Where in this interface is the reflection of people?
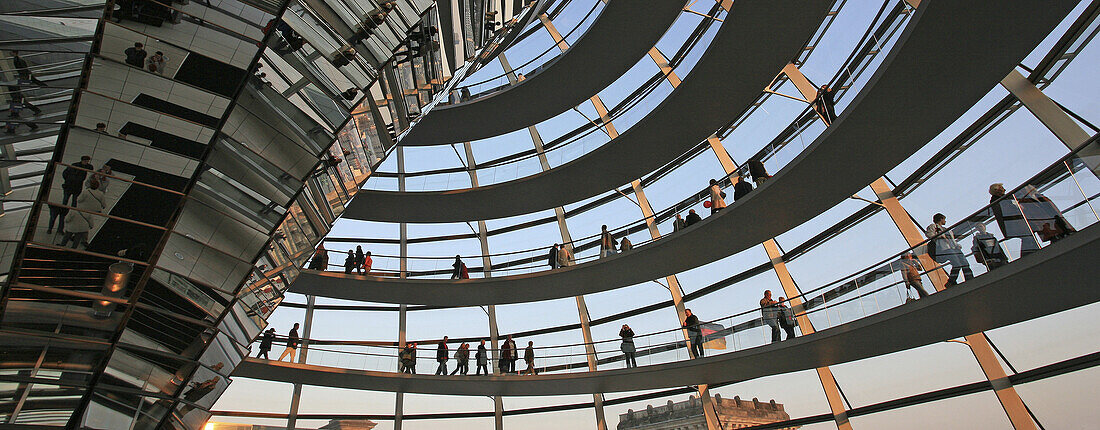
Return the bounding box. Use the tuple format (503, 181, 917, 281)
(307, 244, 328, 270)
(899, 253, 930, 298)
(1017, 185, 1076, 243)
(62, 156, 94, 205)
(683, 309, 704, 358)
(124, 42, 147, 68)
(277, 323, 299, 362)
(759, 290, 781, 343)
(147, 51, 168, 74)
(925, 213, 973, 286)
(620, 324, 637, 368)
(989, 183, 1040, 257)
(972, 223, 1007, 271)
(95, 122, 109, 134)
(90, 164, 111, 193)
(60, 179, 105, 249)
(11, 51, 46, 86)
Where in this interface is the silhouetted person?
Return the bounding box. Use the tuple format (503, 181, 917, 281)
(5, 92, 39, 134)
(989, 183, 1040, 257)
(557, 244, 574, 267)
(521, 341, 536, 375)
(709, 179, 727, 214)
(451, 343, 470, 375)
(748, 160, 770, 186)
(548, 243, 560, 269)
(499, 336, 513, 373)
(683, 309, 704, 358)
(899, 253, 929, 298)
(475, 340, 489, 375)
(61, 155, 94, 206)
(354, 246, 365, 275)
(733, 177, 753, 201)
(620, 324, 637, 368)
(399, 343, 417, 373)
(451, 255, 468, 279)
(816, 84, 837, 124)
(760, 290, 781, 343)
(673, 214, 686, 232)
(685, 209, 702, 227)
(1018, 184, 1075, 243)
(926, 213, 973, 286)
(600, 225, 617, 258)
(257, 328, 275, 359)
(308, 244, 328, 270)
(619, 236, 632, 252)
(124, 42, 147, 68)
(776, 297, 797, 340)
(435, 336, 449, 375)
(277, 323, 300, 362)
(972, 223, 1007, 271)
(362, 251, 372, 275)
(343, 250, 355, 274)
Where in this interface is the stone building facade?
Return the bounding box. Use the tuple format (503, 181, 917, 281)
(617, 394, 797, 430)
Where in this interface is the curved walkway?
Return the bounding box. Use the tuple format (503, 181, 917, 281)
(292, 0, 1076, 306)
(345, 0, 833, 222)
(399, 0, 687, 146)
(236, 225, 1100, 395)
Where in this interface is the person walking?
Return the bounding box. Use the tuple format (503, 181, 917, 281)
(548, 244, 560, 269)
(708, 179, 727, 214)
(989, 183, 1040, 257)
(60, 179, 105, 249)
(521, 341, 536, 375)
(399, 343, 417, 374)
(451, 255, 469, 279)
(926, 213, 973, 286)
(475, 340, 489, 375)
(435, 336, 449, 375)
(685, 209, 702, 227)
(673, 214, 686, 232)
(11, 51, 47, 86)
(362, 251, 372, 275)
(899, 253, 930, 299)
(734, 177, 753, 201)
(557, 244, 574, 268)
(747, 160, 770, 186)
(257, 328, 275, 359)
(599, 225, 617, 258)
(619, 324, 637, 368)
(124, 42, 147, 68)
(759, 290, 782, 343)
(343, 250, 355, 274)
(499, 336, 513, 373)
(776, 297, 797, 340)
(450, 343, 470, 375)
(354, 246, 365, 275)
(683, 309, 704, 358)
(972, 223, 1007, 271)
(147, 51, 168, 74)
(619, 236, 633, 252)
(277, 323, 300, 362)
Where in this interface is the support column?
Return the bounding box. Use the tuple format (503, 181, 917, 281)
(705, 126, 851, 429)
(869, 178, 1037, 430)
(285, 294, 315, 430)
(1001, 70, 1099, 175)
(462, 142, 505, 429)
(498, 52, 607, 429)
(394, 146, 408, 430)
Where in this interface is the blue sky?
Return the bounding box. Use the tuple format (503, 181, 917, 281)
(211, 1, 1100, 428)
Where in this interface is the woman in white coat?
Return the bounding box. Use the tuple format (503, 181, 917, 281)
(61, 180, 105, 249)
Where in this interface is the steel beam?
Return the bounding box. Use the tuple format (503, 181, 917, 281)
(1001, 69, 1098, 175)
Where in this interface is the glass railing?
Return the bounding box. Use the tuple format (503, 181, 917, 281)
(252, 140, 1100, 375)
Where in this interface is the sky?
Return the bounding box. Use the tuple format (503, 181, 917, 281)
(211, 0, 1100, 428)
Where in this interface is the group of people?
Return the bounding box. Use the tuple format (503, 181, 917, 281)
(256, 323, 301, 362)
(759, 290, 797, 343)
(399, 335, 537, 376)
(344, 246, 373, 275)
(50, 156, 113, 249)
(123, 42, 169, 75)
